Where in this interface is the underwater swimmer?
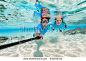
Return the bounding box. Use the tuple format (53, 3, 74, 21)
(56, 14, 67, 28)
(49, 16, 67, 32)
(34, 0, 50, 17)
(33, 17, 50, 40)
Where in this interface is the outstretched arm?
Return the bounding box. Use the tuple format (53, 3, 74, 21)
(35, 0, 43, 9)
(34, 27, 43, 40)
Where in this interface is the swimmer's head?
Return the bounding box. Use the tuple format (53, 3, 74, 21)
(41, 17, 50, 28)
(55, 16, 63, 26)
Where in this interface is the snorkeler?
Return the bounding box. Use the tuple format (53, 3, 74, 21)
(57, 12, 67, 28)
(34, 0, 50, 17)
(33, 17, 50, 40)
(49, 15, 67, 32)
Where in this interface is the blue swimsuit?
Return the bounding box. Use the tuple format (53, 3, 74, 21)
(35, 24, 49, 35)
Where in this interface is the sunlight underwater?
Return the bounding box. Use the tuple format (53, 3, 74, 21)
(0, 0, 86, 57)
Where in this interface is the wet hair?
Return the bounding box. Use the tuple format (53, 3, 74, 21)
(55, 17, 67, 28)
(41, 17, 50, 23)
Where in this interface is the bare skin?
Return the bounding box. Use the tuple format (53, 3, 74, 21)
(36, 18, 49, 40)
(36, 33, 43, 40)
(36, 18, 48, 40)
(35, 0, 49, 40)
(56, 16, 62, 26)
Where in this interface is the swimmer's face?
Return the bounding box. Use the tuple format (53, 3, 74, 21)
(56, 17, 62, 26)
(42, 8, 49, 13)
(41, 18, 49, 28)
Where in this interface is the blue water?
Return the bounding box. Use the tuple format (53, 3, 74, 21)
(0, 0, 86, 57)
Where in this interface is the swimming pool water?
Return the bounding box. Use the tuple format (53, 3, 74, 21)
(0, 0, 86, 57)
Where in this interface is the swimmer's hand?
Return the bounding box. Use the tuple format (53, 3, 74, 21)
(36, 33, 43, 40)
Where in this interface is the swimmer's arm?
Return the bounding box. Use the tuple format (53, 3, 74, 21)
(35, 0, 43, 9)
(49, 24, 55, 30)
(63, 22, 68, 28)
(33, 31, 43, 40)
(59, 24, 66, 32)
(35, 26, 40, 34)
(34, 27, 43, 40)
(35, 31, 43, 40)
(33, 31, 40, 37)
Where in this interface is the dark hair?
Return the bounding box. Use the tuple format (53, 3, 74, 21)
(41, 17, 50, 23)
(40, 8, 50, 23)
(41, 16, 51, 19)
